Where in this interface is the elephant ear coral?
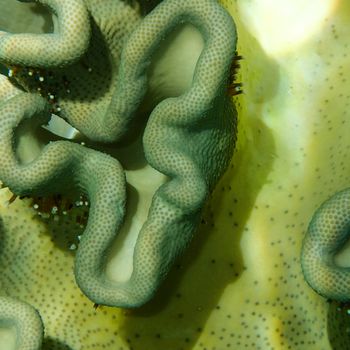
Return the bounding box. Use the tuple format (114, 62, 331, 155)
(0, 0, 237, 348)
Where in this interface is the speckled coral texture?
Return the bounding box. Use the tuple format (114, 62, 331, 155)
(1, 0, 350, 350)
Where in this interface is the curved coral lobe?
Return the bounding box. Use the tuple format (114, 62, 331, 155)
(0, 0, 236, 332)
(1, 0, 141, 137)
(0, 0, 90, 68)
(301, 188, 350, 302)
(75, 0, 237, 307)
(0, 297, 43, 350)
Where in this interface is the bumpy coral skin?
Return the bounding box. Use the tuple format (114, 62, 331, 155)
(87, 0, 237, 142)
(0, 79, 126, 347)
(0, 0, 235, 144)
(76, 0, 237, 307)
(0, 3, 236, 347)
(301, 188, 350, 302)
(0, 297, 43, 350)
(0, 0, 91, 68)
(1, 0, 140, 139)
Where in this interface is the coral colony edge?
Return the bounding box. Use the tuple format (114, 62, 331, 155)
(1, 0, 350, 350)
(0, 0, 239, 349)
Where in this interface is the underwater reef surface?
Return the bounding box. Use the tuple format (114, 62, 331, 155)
(1, 0, 350, 349)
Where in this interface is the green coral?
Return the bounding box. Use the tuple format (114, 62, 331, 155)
(0, 0, 237, 348)
(302, 188, 350, 302)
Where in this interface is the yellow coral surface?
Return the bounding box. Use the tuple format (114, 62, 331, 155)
(1, 0, 350, 349)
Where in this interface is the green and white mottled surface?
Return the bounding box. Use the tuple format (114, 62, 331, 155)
(1, 0, 350, 349)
